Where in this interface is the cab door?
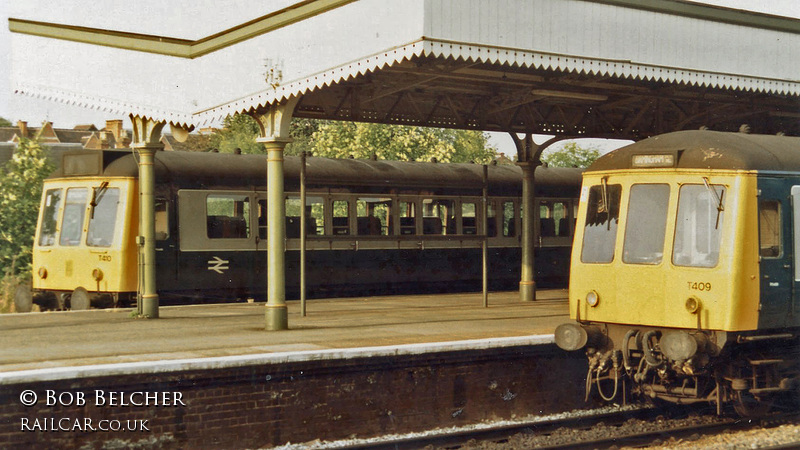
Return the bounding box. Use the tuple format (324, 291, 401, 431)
(789, 185, 800, 328)
(757, 178, 793, 329)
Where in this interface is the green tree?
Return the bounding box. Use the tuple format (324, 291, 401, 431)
(0, 138, 56, 275)
(541, 142, 600, 168)
(307, 122, 497, 163)
(285, 118, 324, 156)
(209, 116, 499, 163)
(208, 114, 263, 154)
(0, 117, 11, 127)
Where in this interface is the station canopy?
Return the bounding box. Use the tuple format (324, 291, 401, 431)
(10, 0, 800, 139)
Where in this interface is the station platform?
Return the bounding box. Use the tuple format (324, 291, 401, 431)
(0, 290, 586, 449)
(0, 289, 569, 374)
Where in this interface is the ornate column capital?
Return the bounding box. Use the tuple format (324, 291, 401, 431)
(248, 96, 300, 142)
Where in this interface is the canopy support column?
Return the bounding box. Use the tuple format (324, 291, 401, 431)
(511, 133, 565, 302)
(250, 97, 298, 331)
(131, 115, 166, 318)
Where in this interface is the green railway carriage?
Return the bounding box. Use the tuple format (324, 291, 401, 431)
(25, 149, 581, 311)
(556, 130, 800, 415)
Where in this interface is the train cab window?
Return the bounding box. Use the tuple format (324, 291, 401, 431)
(357, 197, 391, 236)
(422, 199, 454, 235)
(206, 194, 250, 239)
(462, 202, 478, 235)
(502, 201, 516, 237)
(332, 200, 350, 235)
(759, 200, 781, 258)
(38, 188, 62, 246)
(580, 184, 622, 263)
(622, 184, 669, 264)
(87, 187, 121, 247)
(60, 188, 88, 246)
(540, 200, 570, 237)
(673, 184, 726, 268)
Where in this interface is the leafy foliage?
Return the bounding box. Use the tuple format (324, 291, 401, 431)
(0, 117, 11, 127)
(285, 118, 323, 156)
(541, 142, 600, 168)
(208, 114, 263, 154)
(0, 138, 56, 276)
(210, 116, 498, 163)
(306, 122, 497, 163)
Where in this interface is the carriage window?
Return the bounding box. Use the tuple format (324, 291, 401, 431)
(332, 200, 350, 235)
(580, 184, 622, 263)
(422, 199, 454, 235)
(257, 199, 268, 240)
(399, 201, 417, 235)
(87, 187, 121, 247)
(155, 199, 169, 240)
(462, 202, 478, 234)
(285, 196, 324, 238)
(306, 197, 324, 236)
(38, 188, 62, 246)
(206, 194, 250, 239)
(759, 200, 781, 258)
(673, 184, 725, 268)
(60, 188, 88, 246)
(358, 197, 391, 236)
(487, 202, 498, 237)
(623, 184, 669, 264)
(540, 200, 570, 238)
(503, 201, 516, 237)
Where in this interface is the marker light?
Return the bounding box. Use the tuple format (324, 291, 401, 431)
(586, 290, 600, 307)
(38, 267, 47, 279)
(685, 297, 701, 314)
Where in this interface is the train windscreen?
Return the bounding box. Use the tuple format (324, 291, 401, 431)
(87, 188, 121, 247)
(580, 184, 622, 263)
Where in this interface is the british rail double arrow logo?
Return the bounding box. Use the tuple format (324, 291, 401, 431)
(207, 256, 230, 274)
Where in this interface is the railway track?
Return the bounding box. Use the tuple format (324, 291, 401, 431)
(331, 407, 800, 450)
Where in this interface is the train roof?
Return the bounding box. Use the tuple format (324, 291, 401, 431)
(49, 149, 582, 197)
(587, 130, 800, 173)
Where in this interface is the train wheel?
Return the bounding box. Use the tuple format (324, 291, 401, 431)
(70, 287, 91, 311)
(13, 284, 32, 313)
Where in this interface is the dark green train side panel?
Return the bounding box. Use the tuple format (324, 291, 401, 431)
(756, 176, 800, 330)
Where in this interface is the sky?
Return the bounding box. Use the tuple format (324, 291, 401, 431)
(1, 0, 798, 156)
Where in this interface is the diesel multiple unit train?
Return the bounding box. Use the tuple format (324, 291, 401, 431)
(556, 130, 800, 415)
(20, 149, 582, 311)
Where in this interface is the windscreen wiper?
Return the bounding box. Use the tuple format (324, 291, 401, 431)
(702, 177, 724, 229)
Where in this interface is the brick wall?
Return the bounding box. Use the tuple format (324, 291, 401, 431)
(0, 345, 587, 449)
